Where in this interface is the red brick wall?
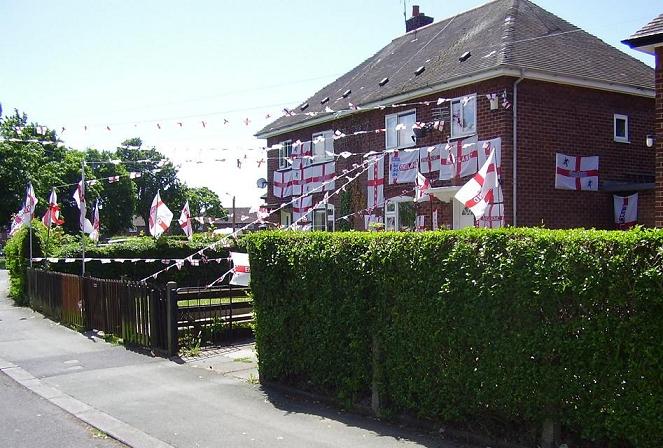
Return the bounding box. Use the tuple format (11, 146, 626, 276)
(516, 80, 654, 228)
(656, 46, 663, 227)
(264, 76, 655, 230)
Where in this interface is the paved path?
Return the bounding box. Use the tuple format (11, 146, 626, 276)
(0, 270, 463, 448)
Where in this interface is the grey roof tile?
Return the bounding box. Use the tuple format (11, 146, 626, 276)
(258, 0, 654, 137)
(625, 13, 663, 41)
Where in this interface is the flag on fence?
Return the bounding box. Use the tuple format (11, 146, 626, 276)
(613, 193, 638, 229)
(42, 188, 64, 227)
(148, 191, 173, 238)
(229, 252, 251, 286)
(454, 148, 498, 219)
(89, 200, 100, 242)
(555, 153, 599, 191)
(178, 201, 193, 240)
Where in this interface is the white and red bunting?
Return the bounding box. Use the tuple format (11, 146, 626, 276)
(476, 202, 505, 228)
(229, 252, 251, 287)
(419, 144, 442, 174)
(367, 156, 385, 209)
(389, 149, 419, 184)
(455, 148, 498, 219)
(555, 153, 599, 191)
(292, 195, 313, 223)
(613, 193, 638, 229)
(303, 162, 335, 194)
(440, 136, 478, 180)
(273, 169, 293, 198)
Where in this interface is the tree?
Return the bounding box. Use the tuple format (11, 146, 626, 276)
(185, 186, 227, 219)
(114, 138, 186, 228)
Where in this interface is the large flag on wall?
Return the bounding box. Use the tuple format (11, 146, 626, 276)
(292, 195, 313, 224)
(291, 141, 311, 195)
(179, 201, 193, 240)
(389, 149, 419, 184)
(148, 191, 173, 238)
(555, 153, 599, 191)
(304, 161, 335, 193)
(613, 193, 638, 229)
(419, 144, 442, 174)
(476, 203, 505, 228)
(454, 148, 498, 219)
(367, 155, 385, 209)
(415, 171, 431, 202)
(273, 170, 292, 198)
(440, 136, 479, 180)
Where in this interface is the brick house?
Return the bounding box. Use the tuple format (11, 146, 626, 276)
(623, 13, 663, 227)
(256, 0, 655, 231)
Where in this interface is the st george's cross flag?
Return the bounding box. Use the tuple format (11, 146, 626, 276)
(419, 144, 442, 174)
(10, 183, 38, 236)
(613, 193, 638, 229)
(555, 153, 599, 191)
(415, 171, 431, 202)
(148, 191, 173, 238)
(304, 161, 335, 193)
(72, 180, 91, 232)
(229, 252, 251, 286)
(440, 136, 478, 180)
(273, 169, 293, 198)
(42, 188, 64, 227)
(292, 195, 313, 224)
(89, 200, 100, 242)
(367, 155, 385, 209)
(389, 149, 419, 184)
(476, 202, 505, 228)
(291, 141, 311, 195)
(178, 201, 193, 240)
(454, 148, 498, 219)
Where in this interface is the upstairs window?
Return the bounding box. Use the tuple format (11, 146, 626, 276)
(312, 130, 334, 164)
(278, 140, 292, 169)
(450, 95, 477, 138)
(385, 110, 416, 149)
(614, 114, 629, 143)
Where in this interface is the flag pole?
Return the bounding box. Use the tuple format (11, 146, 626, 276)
(81, 160, 86, 276)
(28, 185, 33, 268)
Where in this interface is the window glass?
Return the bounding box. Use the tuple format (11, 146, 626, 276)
(614, 114, 628, 142)
(450, 95, 477, 138)
(279, 141, 292, 169)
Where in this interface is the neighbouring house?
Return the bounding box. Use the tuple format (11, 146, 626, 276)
(256, 0, 655, 231)
(623, 13, 663, 227)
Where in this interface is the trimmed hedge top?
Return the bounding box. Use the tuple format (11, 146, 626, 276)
(245, 228, 663, 448)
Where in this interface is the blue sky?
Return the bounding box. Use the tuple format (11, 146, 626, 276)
(1, 0, 658, 206)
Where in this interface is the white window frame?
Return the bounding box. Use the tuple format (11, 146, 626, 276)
(384, 196, 414, 231)
(280, 208, 292, 228)
(450, 95, 477, 139)
(385, 109, 416, 150)
(614, 114, 629, 143)
(311, 203, 335, 231)
(278, 140, 292, 169)
(311, 130, 334, 164)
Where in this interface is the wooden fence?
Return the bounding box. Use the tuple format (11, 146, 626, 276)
(26, 269, 252, 356)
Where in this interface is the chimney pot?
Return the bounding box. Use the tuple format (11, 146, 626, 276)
(405, 6, 433, 32)
(412, 5, 420, 17)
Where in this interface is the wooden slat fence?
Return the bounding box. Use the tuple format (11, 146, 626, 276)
(27, 269, 84, 329)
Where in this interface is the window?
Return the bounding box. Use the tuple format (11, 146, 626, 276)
(312, 130, 334, 164)
(614, 114, 629, 143)
(312, 203, 334, 231)
(385, 110, 416, 149)
(278, 140, 292, 169)
(450, 95, 477, 138)
(280, 208, 291, 228)
(384, 197, 415, 231)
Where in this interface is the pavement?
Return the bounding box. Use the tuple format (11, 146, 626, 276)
(0, 269, 464, 448)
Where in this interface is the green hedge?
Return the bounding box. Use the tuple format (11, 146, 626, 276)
(4, 220, 49, 304)
(245, 228, 663, 448)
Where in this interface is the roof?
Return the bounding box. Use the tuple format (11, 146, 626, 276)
(622, 13, 663, 53)
(257, 0, 654, 138)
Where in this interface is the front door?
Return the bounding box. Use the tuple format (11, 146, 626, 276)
(453, 199, 475, 229)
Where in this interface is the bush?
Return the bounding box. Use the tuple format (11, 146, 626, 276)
(244, 228, 663, 448)
(4, 219, 49, 304)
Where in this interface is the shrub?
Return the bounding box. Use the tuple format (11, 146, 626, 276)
(244, 228, 663, 448)
(4, 219, 49, 304)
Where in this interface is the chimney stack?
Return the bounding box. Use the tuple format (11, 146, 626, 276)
(406, 5, 433, 32)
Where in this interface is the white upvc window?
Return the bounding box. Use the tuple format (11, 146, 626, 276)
(280, 208, 292, 228)
(385, 109, 416, 149)
(384, 196, 415, 231)
(450, 95, 477, 138)
(278, 140, 292, 169)
(614, 114, 629, 143)
(312, 130, 334, 164)
(312, 203, 334, 231)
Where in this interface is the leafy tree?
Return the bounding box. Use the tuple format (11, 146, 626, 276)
(185, 186, 226, 219)
(115, 138, 186, 228)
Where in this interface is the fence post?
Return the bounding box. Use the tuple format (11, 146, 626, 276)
(166, 281, 178, 356)
(149, 288, 158, 351)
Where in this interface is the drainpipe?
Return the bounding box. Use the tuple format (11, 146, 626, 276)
(512, 73, 524, 227)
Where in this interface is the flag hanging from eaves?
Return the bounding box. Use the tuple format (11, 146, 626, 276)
(613, 193, 637, 229)
(555, 153, 599, 191)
